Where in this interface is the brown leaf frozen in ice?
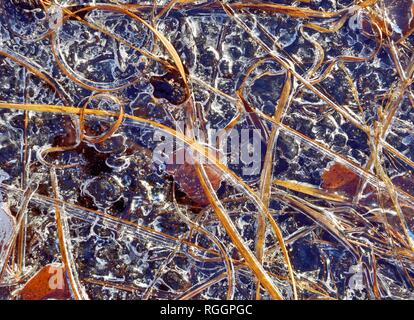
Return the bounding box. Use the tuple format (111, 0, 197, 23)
(19, 264, 70, 300)
(166, 149, 223, 206)
(321, 163, 360, 196)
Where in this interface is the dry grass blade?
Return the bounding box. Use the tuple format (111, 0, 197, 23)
(274, 180, 350, 203)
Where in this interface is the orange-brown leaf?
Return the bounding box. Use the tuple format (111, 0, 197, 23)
(20, 264, 70, 300)
(321, 163, 360, 195)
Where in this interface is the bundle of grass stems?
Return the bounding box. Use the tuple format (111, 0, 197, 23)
(0, 0, 413, 300)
